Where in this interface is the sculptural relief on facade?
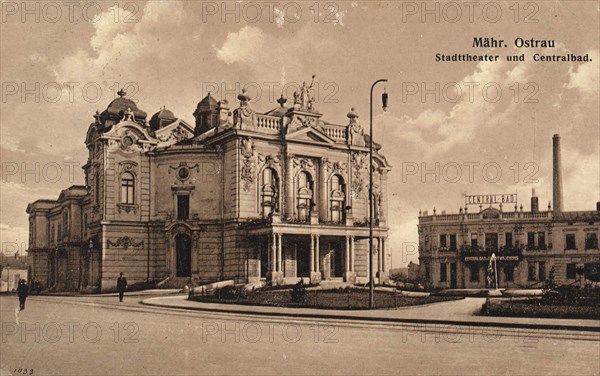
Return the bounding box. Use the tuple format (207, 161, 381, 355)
(351, 152, 367, 199)
(240, 137, 256, 191)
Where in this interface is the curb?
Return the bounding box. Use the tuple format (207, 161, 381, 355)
(140, 297, 600, 334)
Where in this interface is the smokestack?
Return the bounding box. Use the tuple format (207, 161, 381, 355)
(552, 134, 563, 212)
(531, 188, 539, 212)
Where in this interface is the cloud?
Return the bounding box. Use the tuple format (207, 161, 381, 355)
(0, 134, 26, 153)
(215, 26, 267, 65)
(566, 49, 600, 95)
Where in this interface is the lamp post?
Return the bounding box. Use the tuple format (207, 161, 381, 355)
(369, 79, 388, 309)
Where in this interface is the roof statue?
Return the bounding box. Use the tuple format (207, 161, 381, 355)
(293, 75, 316, 111)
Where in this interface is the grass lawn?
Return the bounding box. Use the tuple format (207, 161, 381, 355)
(483, 299, 600, 320)
(190, 288, 461, 310)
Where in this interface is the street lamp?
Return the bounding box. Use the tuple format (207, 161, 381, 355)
(369, 79, 388, 309)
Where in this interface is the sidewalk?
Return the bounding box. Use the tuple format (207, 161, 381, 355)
(28, 288, 182, 298)
(141, 295, 600, 333)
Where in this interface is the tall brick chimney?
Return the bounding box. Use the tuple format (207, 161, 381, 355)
(531, 188, 539, 212)
(552, 134, 563, 212)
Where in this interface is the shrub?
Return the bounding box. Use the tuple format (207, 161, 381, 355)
(215, 285, 238, 300)
(290, 280, 307, 303)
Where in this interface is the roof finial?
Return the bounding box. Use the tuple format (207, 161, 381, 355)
(117, 88, 126, 97)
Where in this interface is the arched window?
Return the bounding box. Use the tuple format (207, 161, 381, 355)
(120, 172, 135, 204)
(62, 210, 69, 237)
(261, 168, 279, 217)
(296, 171, 313, 222)
(330, 175, 346, 224)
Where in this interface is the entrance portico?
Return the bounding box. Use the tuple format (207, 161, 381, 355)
(248, 222, 388, 285)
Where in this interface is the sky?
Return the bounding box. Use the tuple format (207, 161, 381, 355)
(1, 0, 598, 266)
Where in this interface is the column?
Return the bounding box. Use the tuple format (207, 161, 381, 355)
(277, 234, 282, 273)
(271, 233, 276, 273)
(381, 237, 386, 272)
(319, 158, 328, 221)
(315, 235, 320, 273)
(350, 236, 355, 272)
(285, 154, 294, 218)
(345, 236, 350, 272)
(377, 237, 382, 275)
(310, 235, 315, 272)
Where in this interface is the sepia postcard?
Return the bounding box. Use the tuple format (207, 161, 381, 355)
(1, 1, 598, 375)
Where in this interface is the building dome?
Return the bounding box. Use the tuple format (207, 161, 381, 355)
(149, 106, 177, 131)
(99, 89, 147, 128)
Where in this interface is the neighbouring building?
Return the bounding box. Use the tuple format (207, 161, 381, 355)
(418, 135, 600, 289)
(26, 80, 391, 292)
(0, 253, 29, 292)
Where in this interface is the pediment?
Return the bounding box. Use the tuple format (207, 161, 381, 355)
(286, 126, 336, 145)
(155, 119, 195, 145)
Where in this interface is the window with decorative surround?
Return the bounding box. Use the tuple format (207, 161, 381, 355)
(261, 168, 279, 217)
(120, 172, 135, 205)
(296, 171, 313, 222)
(329, 174, 345, 224)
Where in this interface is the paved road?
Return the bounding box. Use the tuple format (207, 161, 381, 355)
(1, 295, 598, 375)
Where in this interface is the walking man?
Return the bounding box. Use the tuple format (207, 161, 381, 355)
(16, 279, 29, 311)
(117, 272, 127, 302)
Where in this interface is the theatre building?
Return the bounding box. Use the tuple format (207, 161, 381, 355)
(26, 82, 391, 292)
(418, 135, 600, 289)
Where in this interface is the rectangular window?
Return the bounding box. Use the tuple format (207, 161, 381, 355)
(505, 232, 513, 248)
(566, 263, 577, 279)
(538, 262, 546, 281)
(585, 233, 598, 250)
(57, 224, 62, 241)
(471, 233, 478, 249)
(565, 233, 577, 250)
(485, 233, 498, 252)
(425, 264, 430, 280)
(470, 265, 480, 282)
(29, 222, 34, 246)
(527, 232, 535, 248)
(528, 262, 536, 281)
(584, 263, 600, 281)
(439, 234, 447, 249)
(504, 265, 514, 281)
(449, 234, 457, 250)
(95, 172, 100, 205)
(538, 232, 546, 249)
(439, 263, 447, 282)
(177, 195, 190, 220)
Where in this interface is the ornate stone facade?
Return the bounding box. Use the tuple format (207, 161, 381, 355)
(26, 82, 391, 292)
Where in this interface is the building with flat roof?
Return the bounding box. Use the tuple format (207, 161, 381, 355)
(26, 81, 391, 292)
(418, 135, 600, 289)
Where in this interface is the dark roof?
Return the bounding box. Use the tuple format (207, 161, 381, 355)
(149, 107, 177, 131)
(1, 255, 29, 269)
(264, 106, 290, 117)
(99, 95, 147, 126)
(194, 93, 219, 116)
